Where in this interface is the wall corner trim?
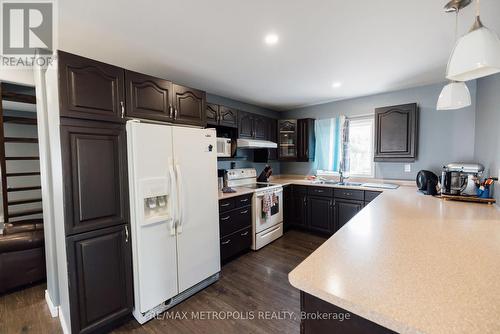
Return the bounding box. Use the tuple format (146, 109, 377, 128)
(45, 289, 59, 318)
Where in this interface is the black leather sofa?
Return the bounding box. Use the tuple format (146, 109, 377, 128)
(0, 220, 46, 294)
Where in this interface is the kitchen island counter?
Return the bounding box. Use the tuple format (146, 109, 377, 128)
(288, 185, 500, 334)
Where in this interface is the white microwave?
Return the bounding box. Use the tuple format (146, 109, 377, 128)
(216, 138, 232, 157)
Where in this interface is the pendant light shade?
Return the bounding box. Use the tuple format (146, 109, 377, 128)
(446, 18, 500, 81)
(437, 82, 471, 110)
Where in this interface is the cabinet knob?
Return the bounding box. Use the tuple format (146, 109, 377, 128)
(240, 210, 249, 214)
(169, 105, 173, 119)
(221, 216, 230, 221)
(222, 239, 231, 245)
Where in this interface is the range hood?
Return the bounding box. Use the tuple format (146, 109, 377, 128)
(237, 138, 277, 149)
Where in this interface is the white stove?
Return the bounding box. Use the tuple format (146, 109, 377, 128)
(226, 168, 283, 250)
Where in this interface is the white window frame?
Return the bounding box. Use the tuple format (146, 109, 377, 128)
(346, 116, 375, 178)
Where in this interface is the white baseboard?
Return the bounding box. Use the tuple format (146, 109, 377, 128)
(44, 290, 58, 318)
(59, 308, 70, 334)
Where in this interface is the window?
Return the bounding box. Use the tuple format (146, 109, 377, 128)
(347, 117, 374, 177)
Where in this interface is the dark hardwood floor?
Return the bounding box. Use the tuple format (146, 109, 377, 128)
(0, 283, 61, 334)
(0, 230, 326, 334)
(115, 230, 326, 334)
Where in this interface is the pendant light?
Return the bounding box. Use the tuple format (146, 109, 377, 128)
(437, 2, 471, 110)
(446, 0, 500, 81)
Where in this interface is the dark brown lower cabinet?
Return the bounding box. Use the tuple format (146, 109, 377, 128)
(334, 199, 363, 232)
(283, 185, 293, 231)
(291, 186, 308, 228)
(67, 225, 133, 334)
(288, 186, 375, 235)
(308, 196, 333, 234)
(219, 194, 252, 264)
(300, 292, 396, 334)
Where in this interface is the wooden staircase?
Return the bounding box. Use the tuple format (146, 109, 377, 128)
(0, 83, 42, 224)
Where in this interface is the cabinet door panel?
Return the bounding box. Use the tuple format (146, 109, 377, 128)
(374, 103, 418, 161)
(308, 196, 333, 234)
(67, 225, 132, 334)
(58, 51, 125, 122)
(173, 84, 206, 126)
(334, 199, 363, 232)
(206, 103, 219, 126)
(219, 106, 238, 128)
(125, 71, 173, 122)
(291, 190, 307, 227)
(253, 116, 268, 140)
(268, 119, 278, 160)
(297, 119, 315, 162)
(61, 119, 128, 236)
(238, 111, 254, 139)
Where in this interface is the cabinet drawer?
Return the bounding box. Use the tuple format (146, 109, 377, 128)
(219, 207, 251, 237)
(220, 227, 252, 263)
(293, 185, 308, 194)
(219, 198, 235, 213)
(365, 191, 382, 202)
(334, 189, 364, 201)
(308, 186, 333, 197)
(234, 194, 252, 208)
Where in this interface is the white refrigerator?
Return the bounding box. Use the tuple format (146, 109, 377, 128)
(126, 121, 220, 324)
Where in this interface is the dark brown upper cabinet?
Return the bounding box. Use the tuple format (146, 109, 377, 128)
(67, 225, 133, 334)
(268, 119, 278, 160)
(206, 104, 238, 128)
(238, 111, 254, 139)
(206, 103, 219, 126)
(297, 118, 315, 162)
(219, 106, 238, 128)
(238, 112, 274, 140)
(58, 50, 125, 123)
(253, 115, 268, 140)
(60, 118, 129, 236)
(172, 84, 206, 126)
(374, 103, 418, 162)
(278, 119, 315, 161)
(125, 70, 173, 122)
(278, 120, 298, 160)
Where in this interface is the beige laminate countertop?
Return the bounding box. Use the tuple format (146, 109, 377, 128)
(218, 187, 256, 200)
(288, 185, 500, 334)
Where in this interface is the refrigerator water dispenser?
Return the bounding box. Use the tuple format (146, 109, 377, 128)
(140, 178, 171, 225)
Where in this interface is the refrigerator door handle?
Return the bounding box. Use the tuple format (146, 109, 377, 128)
(168, 161, 178, 236)
(175, 163, 184, 234)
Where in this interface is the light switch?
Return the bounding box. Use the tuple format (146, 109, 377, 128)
(404, 164, 411, 173)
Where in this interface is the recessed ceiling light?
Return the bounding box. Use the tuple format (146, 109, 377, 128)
(332, 82, 342, 88)
(264, 33, 279, 46)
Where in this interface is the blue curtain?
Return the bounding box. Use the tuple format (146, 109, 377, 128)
(313, 116, 345, 172)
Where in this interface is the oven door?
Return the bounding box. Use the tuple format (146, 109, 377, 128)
(253, 189, 283, 234)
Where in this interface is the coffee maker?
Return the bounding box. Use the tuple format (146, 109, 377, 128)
(441, 163, 484, 196)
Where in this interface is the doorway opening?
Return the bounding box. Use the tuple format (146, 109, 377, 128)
(0, 82, 45, 294)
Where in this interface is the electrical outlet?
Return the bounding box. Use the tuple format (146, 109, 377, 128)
(404, 164, 411, 173)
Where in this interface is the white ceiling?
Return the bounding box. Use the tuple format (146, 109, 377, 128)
(58, 0, 500, 111)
